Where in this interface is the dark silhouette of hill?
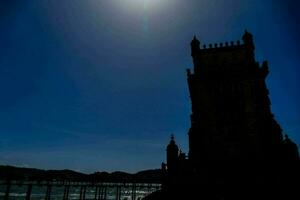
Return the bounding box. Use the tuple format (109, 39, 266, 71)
(0, 165, 162, 183)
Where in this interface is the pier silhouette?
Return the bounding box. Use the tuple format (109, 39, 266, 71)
(1, 180, 161, 200)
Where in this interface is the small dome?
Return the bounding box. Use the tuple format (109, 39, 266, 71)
(167, 135, 178, 151)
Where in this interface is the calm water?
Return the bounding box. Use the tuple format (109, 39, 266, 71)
(0, 184, 159, 200)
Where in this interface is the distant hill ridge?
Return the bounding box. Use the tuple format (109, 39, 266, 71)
(0, 165, 162, 183)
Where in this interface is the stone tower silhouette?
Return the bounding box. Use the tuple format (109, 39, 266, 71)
(187, 31, 287, 167)
(145, 31, 300, 200)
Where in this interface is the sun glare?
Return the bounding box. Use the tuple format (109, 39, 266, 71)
(122, 0, 167, 10)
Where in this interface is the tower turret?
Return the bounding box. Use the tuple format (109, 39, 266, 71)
(242, 30, 254, 48)
(281, 134, 300, 161)
(166, 135, 179, 173)
(242, 30, 255, 62)
(190, 36, 200, 58)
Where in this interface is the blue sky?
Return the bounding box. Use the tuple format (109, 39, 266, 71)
(0, 0, 299, 173)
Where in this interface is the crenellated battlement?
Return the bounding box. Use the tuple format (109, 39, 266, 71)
(190, 31, 256, 72)
(191, 30, 255, 58)
(201, 40, 243, 50)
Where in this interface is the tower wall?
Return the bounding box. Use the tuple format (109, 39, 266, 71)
(187, 31, 285, 165)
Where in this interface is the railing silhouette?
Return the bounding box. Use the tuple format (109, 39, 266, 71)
(0, 180, 161, 200)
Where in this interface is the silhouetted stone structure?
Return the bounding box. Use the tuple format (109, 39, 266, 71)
(145, 31, 300, 200)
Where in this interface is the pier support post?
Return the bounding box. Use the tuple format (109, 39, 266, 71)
(66, 185, 70, 200)
(79, 186, 83, 200)
(63, 185, 67, 200)
(98, 187, 102, 200)
(99, 186, 103, 200)
(25, 184, 32, 200)
(45, 184, 52, 200)
(115, 186, 118, 200)
(63, 185, 70, 200)
(115, 186, 121, 200)
(104, 186, 107, 200)
(83, 186, 87, 200)
(4, 180, 11, 200)
(79, 185, 87, 200)
(131, 183, 136, 200)
(94, 186, 99, 200)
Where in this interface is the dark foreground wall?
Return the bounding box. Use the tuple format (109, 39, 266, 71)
(144, 161, 300, 200)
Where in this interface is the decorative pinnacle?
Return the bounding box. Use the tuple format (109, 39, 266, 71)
(171, 134, 175, 141)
